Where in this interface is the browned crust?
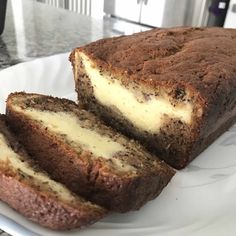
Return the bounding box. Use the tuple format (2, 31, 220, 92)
(70, 27, 236, 169)
(6, 92, 175, 212)
(70, 27, 236, 96)
(77, 95, 236, 169)
(74, 73, 236, 168)
(70, 27, 236, 133)
(0, 115, 106, 230)
(0, 173, 105, 230)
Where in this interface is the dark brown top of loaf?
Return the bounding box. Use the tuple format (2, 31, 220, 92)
(72, 27, 236, 101)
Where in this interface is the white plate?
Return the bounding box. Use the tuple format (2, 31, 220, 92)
(0, 53, 236, 236)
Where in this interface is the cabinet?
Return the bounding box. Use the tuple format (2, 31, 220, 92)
(104, 0, 141, 22)
(224, 0, 236, 28)
(140, 0, 166, 26)
(104, 0, 207, 27)
(104, 0, 167, 26)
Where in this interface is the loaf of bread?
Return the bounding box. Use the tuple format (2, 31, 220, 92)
(70, 27, 236, 169)
(6, 92, 175, 212)
(0, 115, 106, 230)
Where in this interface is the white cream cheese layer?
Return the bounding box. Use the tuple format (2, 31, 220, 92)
(0, 134, 76, 202)
(79, 52, 193, 133)
(14, 108, 125, 159)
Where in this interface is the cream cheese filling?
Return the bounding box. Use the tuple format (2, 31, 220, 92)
(12, 105, 133, 171)
(79, 52, 193, 133)
(0, 134, 76, 202)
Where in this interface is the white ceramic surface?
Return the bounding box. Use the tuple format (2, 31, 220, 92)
(0, 53, 236, 236)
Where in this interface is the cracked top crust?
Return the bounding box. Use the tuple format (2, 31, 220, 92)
(72, 27, 236, 97)
(71, 27, 236, 127)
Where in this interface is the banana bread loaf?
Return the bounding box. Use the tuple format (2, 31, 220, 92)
(70, 27, 236, 169)
(0, 115, 106, 230)
(6, 92, 175, 212)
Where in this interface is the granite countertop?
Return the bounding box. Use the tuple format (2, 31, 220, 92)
(0, 0, 150, 235)
(0, 230, 8, 236)
(0, 0, 150, 70)
(1, 0, 117, 69)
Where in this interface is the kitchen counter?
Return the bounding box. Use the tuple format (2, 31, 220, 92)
(0, 0, 150, 235)
(0, 230, 8, 236)
(0, 0, 150, 70)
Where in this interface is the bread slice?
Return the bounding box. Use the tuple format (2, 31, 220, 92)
(6, 92, 175, 212)
(0, 115, 106, 230)
(70, 27, 236, 169)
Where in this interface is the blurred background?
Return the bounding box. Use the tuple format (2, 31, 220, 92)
(36, 0, 236, 29)
(0, 0, 236, 69)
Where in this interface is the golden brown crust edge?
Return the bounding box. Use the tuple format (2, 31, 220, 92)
(0, 173, 105, 230)
(0, 115, 106, 230)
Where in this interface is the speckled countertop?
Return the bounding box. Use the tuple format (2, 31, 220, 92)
(0, 0, 150, 70)
(0, 0, 150, 235)
(0, 230, 8, 236)
(1, 0, 115, 69)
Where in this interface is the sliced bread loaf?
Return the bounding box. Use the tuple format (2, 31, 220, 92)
(70, 27, 236, 169)
(6, 92, 175, 212)
(0, 115, 106, 230)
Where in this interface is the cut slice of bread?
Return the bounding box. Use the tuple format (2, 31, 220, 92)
(0, 115, 106, 230)
(6, 92, 175, 212)
(70, 27, 236, 169)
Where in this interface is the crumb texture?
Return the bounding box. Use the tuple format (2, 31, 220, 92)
(0, 115, 106, 230)
(6, 92, 175, 212)
(71, 27, 236, 169)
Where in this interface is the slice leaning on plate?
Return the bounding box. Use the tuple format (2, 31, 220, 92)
(0, 115, 106, 230)
(6, 92, 175, 212)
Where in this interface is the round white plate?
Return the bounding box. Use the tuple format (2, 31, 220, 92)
(0, 53, 236, 236)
